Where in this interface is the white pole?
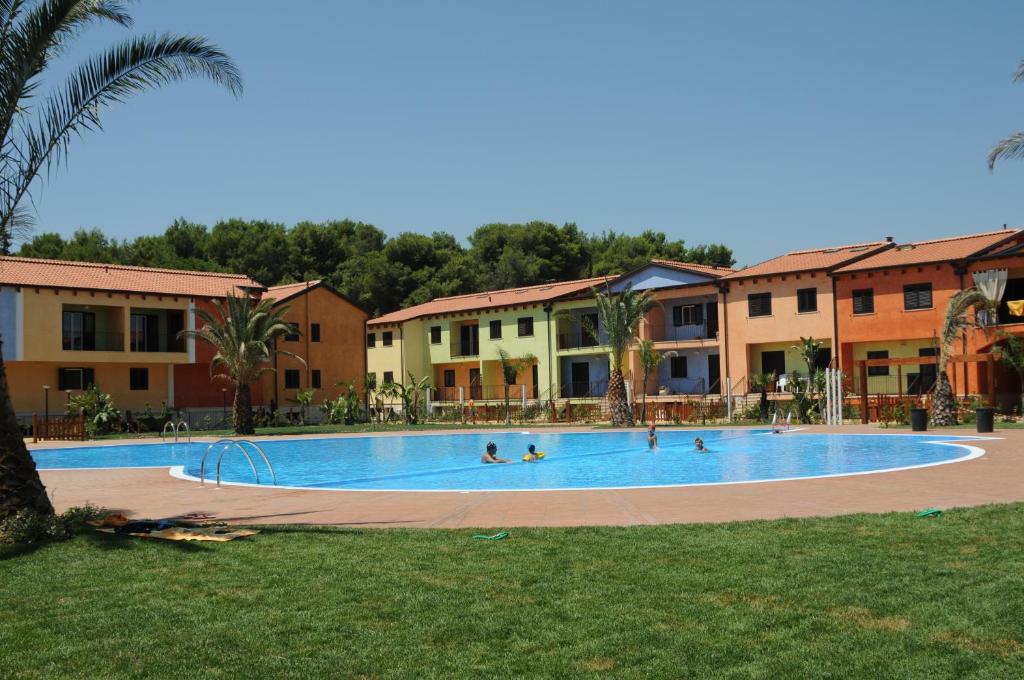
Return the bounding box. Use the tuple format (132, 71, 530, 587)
(425, 387, 432, 416)
(521, 384, 527, 411)
(825, 369, 833, 425)
(726, 377, 733, 422)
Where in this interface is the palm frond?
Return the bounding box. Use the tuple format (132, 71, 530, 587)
(938, 288, 990, 368)
(988, 131, 1024, 170)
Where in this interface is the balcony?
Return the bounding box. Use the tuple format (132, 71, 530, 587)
(557, 330, 604, 351)
(62, 330, 124, 352)
(130, 308, 186, 353)
(648, 322, 716, 343)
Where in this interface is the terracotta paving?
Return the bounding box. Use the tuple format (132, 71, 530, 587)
(32, 425, 1024, 528)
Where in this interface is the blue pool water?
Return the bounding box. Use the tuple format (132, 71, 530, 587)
(31, 430, 985, 491)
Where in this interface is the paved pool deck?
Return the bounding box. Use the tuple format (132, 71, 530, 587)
(32, 425, 1024, 528)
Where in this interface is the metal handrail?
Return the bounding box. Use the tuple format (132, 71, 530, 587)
(175, 421, 191, 445)
(161, 421, 175, 441)
(199, 438, 276, 487)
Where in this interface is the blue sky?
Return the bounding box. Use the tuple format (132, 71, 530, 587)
(28, 1, 1024, 266)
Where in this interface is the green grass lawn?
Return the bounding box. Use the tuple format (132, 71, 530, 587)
(3, 505, 1024, 678)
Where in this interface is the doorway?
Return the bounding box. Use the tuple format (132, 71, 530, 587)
(571, 362, 591, 398)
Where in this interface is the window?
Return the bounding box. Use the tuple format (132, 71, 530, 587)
(430, 326, 442, 344)
(444, 370, 455, 387)
(673, 304, 703, 326)
(903, 283, 933, 311)
(367, 333, 376, 348)
(383, 371, 394, 384)
(670, 356, 688, 378)
(311, 370, 321, 389)
(748, 293, 772, 317)
(62, 311, 95, 351)
(311, 323, 321, 342)
(284, 369, 301, 389)
(867, 350, 889, 376)
(489, 320, 502, 339)
(129, 367, 148, 391)
(797, 288, 818, 313)
(285, 323, 300, 342)
(57, 367, 94, 391)
(517, 317, 534, 337)
(852, 288, 874, 315)
(382, 331, 393, 347)
(130, 313, 159, 352)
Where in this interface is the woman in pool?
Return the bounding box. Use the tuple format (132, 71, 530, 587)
(481, 442, 511, 464)
(647, 423, 658, 449)
(694, 437, 709, 453)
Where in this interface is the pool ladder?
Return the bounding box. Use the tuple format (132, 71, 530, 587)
(161, 420, 191, 444)
(199, 439, 277, 488)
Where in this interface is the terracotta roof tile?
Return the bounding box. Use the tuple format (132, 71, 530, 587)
(0, 256, 261, 297)
(833, 230, 1023, 273)
(369, 276, 611, 326)
(722, 241, 892, 279)
(265, 280, 321, 303)
(647, 259, 736, 277)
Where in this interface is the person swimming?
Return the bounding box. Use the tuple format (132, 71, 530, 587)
(694, 437, 708, 453)
(523, 444, 541, 462)
(481, 441, 511, 464)
(647, 423, 658, 449)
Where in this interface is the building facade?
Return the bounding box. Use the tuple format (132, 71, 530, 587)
(0, 258, 368, 418)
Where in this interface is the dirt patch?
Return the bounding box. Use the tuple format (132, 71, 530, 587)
(578, 656, 617, 672)
(831, 606, 909, 632)
(932, 630, 1024, 657)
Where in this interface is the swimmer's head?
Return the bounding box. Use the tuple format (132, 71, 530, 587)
(486, 442, 497, 454)
(528, 444, 536, 453)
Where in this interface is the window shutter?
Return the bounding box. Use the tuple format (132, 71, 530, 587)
(693, 304, 703, 324)
(57, 369, 67, 391)
(83, 368, 95, 389)
(672, 306, 682, 326)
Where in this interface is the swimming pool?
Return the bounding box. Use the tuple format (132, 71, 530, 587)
(31, 429, 987, 491)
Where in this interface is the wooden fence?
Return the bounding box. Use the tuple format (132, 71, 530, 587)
(32, 413, 87, 442)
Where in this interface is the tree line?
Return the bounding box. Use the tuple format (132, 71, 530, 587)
(15, 219, 734, 317)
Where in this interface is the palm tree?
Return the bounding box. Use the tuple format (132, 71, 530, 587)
(180, 295, 303, 435)
(497, 347, 536, 424)
(636, 339, 664, 423)
(931, 288, 991, 425)
(0, 1, 240, 519)
(589, 283, 656, 427)
(989, 61, 1024, 169)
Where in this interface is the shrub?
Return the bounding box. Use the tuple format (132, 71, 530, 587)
(0, 504, 106, 546)
(67, 384, 121, 435)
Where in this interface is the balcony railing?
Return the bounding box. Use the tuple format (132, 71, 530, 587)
(130, 336, 186, 353)
(559, 380, 608, 399)
(648, 323, 716, 343)
(449, 340, 479, 358)
(432, 384, 535, 402)
(557, 331, 603, 350)
(62, 331, 124, 352)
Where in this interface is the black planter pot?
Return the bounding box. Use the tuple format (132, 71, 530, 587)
(910, 408, 928, 432)
(975, 407, 995, 433)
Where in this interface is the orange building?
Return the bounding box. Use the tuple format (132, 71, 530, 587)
(259, 281, 369, 410)
(719, 241, 892, 393)
(0, 257, 261, 417)
(832, 229, 1024, 406)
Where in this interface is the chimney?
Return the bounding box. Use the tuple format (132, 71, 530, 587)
(885, 236, 894, 243)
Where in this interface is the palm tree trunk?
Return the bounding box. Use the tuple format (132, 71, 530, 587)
(233, 384, 255, 435)
(504, 385, 511, 425)
(930, 372, 957, 426)
(759, 388, 768, 421)
(607, 370, 633, 427)
(0, 347, 54, 518)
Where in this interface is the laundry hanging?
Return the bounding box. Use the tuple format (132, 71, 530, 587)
(972, 269, 1008, 325)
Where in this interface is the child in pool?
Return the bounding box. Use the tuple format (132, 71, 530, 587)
(647, 423, 658, 449)
(694, 437, 709, 453)
(523, 444, 542, 462)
